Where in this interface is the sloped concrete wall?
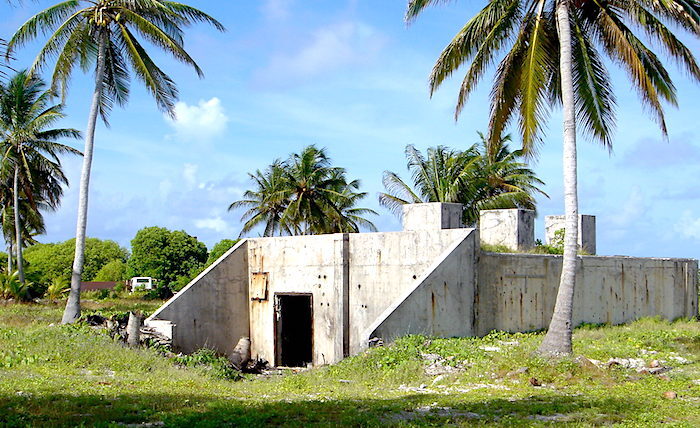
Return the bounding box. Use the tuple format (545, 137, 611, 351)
(146, 240, 250, 354)
(347, 229, 473, 355)
(246, 234, 347, 366)
(364, 230, 477, 346)
(476, 253, 698, 335)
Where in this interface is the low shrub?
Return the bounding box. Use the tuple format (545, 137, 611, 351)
(45, 277, 69, 300)
(173, 348, 241, 380)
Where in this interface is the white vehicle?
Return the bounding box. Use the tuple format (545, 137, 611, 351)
(130, 277, 157, 291)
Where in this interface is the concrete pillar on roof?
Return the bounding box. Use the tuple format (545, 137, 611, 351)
(545, 215, 596, 255)
(479, 209, 535, 251)
(402, 203, 465, 231)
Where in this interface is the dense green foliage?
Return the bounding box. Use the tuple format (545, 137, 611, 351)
(127, 226, 207, 288)
(0, 300, 698, 426)
(379, 134, 547, 225)
(93, 259, 128, 282)
(24, 238, 128, 285)
(230, 145, 377, 236)
(206, 239, 239, 266)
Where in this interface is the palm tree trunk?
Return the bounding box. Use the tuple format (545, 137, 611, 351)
(13, 165, 24, 284)
(537, 0, 578, 356)
(62, 31, 107, 324)
(7, 242, 12, 273)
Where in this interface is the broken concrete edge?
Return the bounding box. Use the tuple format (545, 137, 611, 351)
(146, 238, 249, 325)
(360, 228, 476, 350)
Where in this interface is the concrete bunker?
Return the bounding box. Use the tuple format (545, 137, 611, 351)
(146, 204, 698, 368)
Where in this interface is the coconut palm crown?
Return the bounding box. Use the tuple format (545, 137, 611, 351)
(7, 0, 225, 121)
(230, 146, 377, 237)
(407, 0, 700, 150)
(379, 133, 547, 225)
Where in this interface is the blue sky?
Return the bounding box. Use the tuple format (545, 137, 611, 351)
(1, 0, 699, 260)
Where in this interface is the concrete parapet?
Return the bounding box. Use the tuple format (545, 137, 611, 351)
(402, 203, 464, 231)
(545, 215, 596, 254)
(479, 209, 535, 251)
(475, 253, 698, 335)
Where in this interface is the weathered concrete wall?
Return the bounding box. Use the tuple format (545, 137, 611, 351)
(365, 230, 477, 346)
(475, 253, 698, 335)
(246, 234, 347, 366)
(347, 229, 473, 355)
(402, 203, 464, 231)
(146, 240, 250, 354)
(479, 209, 534, 251)
(545, 215, 597, 254)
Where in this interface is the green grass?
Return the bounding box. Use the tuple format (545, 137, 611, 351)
(0, 300, 699, 426)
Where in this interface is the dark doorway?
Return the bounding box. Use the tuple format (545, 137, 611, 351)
(274, 294, 313, 367)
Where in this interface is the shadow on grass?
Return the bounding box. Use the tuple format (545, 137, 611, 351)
(0, 391, 646, 427)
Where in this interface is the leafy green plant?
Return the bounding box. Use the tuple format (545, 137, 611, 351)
(0, 271, 30, 301)
(45, 277, 69, 300)
(551, 228, 565, 252)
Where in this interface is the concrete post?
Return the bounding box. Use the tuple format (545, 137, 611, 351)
(402, 203, 464, 231)
(479, 209, 535, 251)
(545, 215, 596, 254)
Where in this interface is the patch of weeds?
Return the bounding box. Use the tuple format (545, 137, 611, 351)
(173, 348, 241, 381)
(481, 243, 515, 253)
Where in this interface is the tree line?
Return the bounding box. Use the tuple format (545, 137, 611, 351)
(0, 226, 238, 301)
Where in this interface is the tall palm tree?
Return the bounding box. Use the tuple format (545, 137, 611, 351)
(406, 0, 700, 355)
(230, 146, 376, 237)
(6, 0, 224, 323)
(379, 136, 546, 225)
(0, 71, 80, 284)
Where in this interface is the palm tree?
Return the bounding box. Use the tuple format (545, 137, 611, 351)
(281, 146, 364, 235)
(229, 161, 294, 237)
(468, 132, 547, 222)
(0, 39, 11, 78)
(324, 171, 378, 234)
(6, 1, 224, 323)
(0, 71, 81, 285)
(379, 136, 546, 225)
(406, 0, 700, 355)
(230, 146, 376, 236)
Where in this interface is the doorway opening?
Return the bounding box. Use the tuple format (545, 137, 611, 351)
(274, 293, 313, 367)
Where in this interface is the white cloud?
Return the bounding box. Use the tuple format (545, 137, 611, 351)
(261, 0, 293, 20)
(608, 187, 648, 228)
(182, 163, 199, 187)
(166, 97, 229, 141)
(257, 22, 385, 85)
(194, 216, 234, 234)
(674, 211, 700, 240)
